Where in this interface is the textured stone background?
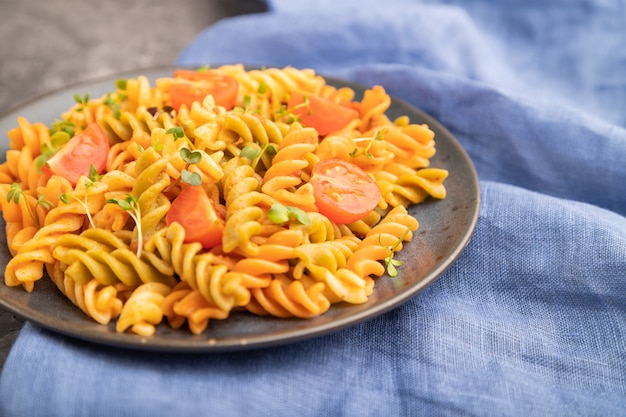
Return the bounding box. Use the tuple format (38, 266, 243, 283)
(0, 0, 265, 371)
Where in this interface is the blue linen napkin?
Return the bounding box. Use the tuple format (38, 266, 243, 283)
(1, 1, 625, 416)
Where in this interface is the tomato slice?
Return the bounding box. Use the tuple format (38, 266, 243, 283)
(310, 159, 381, 224)
(166, 185, 225, 249)
(169, 69, 238, 111)
(287, 92, 358, 136)
(45, 122, 109, 186)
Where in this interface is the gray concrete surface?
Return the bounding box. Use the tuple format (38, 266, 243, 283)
(0, 0, 266, 371)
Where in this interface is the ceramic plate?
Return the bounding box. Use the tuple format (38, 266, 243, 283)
(0, 68, 479, 352)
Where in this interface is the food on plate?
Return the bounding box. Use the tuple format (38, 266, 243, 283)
(0, 64, 448, 337)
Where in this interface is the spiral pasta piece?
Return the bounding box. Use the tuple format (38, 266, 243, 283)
(347, 206, 419, 278)
(247, 273, 331, 318)
(46, 261, 126, 325)
(51, 228, 176, 287)
(115, 282, 172, 336)
(261, 126, 319, 211)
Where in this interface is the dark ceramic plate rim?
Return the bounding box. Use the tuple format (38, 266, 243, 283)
(0, 67, 479, 352)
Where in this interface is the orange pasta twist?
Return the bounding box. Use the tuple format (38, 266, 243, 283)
(246, 273, 331, 318)
(161, 281, 229, 335)
(358, 85, 393, 132)
(4, 178, 108, 291)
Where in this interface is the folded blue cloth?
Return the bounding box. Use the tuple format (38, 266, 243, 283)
(1, 1, 625, 416)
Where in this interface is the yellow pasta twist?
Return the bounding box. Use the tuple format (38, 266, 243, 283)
(132, 147, 171, 242)
(347, 205, 419, 278)
(51, 228, 176, 288)
(261, 126, 320, 212)
(375, 163, 448, 209)
(164, 223, 269, 308)
(221, 158, 273, 255)
(115, 282, 172, 336)
(218, 64, 326, 117)
(292, 239, 373, 304)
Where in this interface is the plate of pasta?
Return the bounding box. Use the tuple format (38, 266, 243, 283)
(0, 65, 479, 351)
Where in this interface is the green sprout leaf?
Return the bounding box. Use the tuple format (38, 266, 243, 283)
(88, 165, 100, 182)
(179, 148, 203, 186)
(243, 95, 252, 111)
(50, 119, 76, 137)
(351, 129, 385, 159)
(7, 183, 54, 228)
(103, 92, 122, 119)
(267, 203, 311, 226)
(58, 170, 97, 229)
(240, 143, 277, 170)
(180, 147, 202, 165)
(166, 126, 185, 140)
(181, 170, 202, 186)
(73, 92, 90, 111)
(380, 227, 411, 278)
(240, 145, 261, 161)
(115, 79, 128, 91)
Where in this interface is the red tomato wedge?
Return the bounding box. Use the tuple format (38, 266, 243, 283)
(287, 92, 358, 136)
(45, 122, 109, 186)
(169, 69, 238, 111)
(310, 159, 381, 224)
(166, 185, 225, 249)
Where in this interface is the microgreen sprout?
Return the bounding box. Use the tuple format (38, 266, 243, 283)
(153, 138, 164, 152)
(115, 79, 128, 91)
(379, 227, 411, 277)
(350, 129, 384, 159)
(166, 125, 196, 150)
(267, 202, 311, 226)
(164, 147, 203, 193)
(240, 143, 278, 170)
(59, 165, 99, 229)
(36, 122, 75, 172)
(166, 126, 185, 140)
(103, 93, 122, 119)
(243, 95, 252, 112)
(73, 92, 90, 111)
(50, 119, 76, 137)
(179, 148, 203, 186)
(106, 193, 143, 257)
(6, 183, 54, 228)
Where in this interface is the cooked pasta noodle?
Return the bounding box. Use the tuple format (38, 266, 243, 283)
(0, 65, 448, 336)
